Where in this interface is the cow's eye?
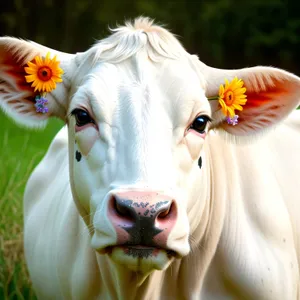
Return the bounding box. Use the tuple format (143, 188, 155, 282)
(71, 109, 94, 127)
(190, 115, 211, 133)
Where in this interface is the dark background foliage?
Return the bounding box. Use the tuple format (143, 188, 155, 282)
(1, 0, 300, 74)
(0, 1, 300, 298)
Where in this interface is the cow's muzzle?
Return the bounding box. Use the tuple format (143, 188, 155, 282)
(107, 191, 178, 255)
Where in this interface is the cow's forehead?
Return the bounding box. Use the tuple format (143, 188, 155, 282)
(70, 55, 210, 124)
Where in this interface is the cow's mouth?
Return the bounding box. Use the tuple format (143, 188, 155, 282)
(104, 245, 176, 272)
(123, 245, 177, 258)
(104, 245, 177, 258)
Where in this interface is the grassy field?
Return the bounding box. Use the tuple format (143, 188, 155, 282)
(0, 111, 63, 300)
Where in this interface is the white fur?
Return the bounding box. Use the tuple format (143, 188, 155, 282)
(1, 17, 300, 299)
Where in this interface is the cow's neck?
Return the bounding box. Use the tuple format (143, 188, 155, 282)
(95, 253, 211, 299)
(95, 254, 168, 299)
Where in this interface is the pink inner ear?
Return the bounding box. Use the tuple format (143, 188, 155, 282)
(244, 85, 287, 109)
(0, 50, 41, 117)
(1, 52, 34, 96)
(222, 78, 298, 135)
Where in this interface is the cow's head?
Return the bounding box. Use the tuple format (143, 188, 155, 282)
(1, 18, 300, 274)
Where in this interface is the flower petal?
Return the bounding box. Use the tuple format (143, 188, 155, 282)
(35, 55, 43, 66)
(25, 75, 36, 82)
(232, 104, 243, 110)
(219, 84, 224, 97)
(227, 107, 235, 117)
(26, 61, 38, 69)
(45, 52, 51, 65)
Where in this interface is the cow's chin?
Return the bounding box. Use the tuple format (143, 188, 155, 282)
(109, 246, 175, 273)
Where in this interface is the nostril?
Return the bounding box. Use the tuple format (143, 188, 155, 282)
(157, 201, 175, 219)
(115, 200, 129, 216)
(112, 196, 135, 221)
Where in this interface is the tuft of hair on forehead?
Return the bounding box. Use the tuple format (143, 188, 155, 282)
(91, 17, 189, 64)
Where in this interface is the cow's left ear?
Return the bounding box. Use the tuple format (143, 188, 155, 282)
(0, 37, 75, 128)
(197, 59, 300, 136)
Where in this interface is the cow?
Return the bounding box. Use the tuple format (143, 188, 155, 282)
(1, 17, 300, 299)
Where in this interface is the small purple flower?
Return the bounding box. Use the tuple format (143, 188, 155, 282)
(35, 96, 49, 114)
(226, 115, 239, 126)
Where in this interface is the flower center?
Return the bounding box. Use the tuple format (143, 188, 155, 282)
(224, 91, 234, 106)
(37, 67, 52, 81)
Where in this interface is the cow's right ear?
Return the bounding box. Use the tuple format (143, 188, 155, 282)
(0, 37, 75, 128)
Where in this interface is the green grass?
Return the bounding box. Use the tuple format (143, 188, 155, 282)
(0, 111, 63, 300)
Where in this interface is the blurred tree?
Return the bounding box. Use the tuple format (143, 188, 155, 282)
(0, 0, 299, 74)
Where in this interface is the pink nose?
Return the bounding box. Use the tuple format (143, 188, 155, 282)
(108, 191, 177, 247)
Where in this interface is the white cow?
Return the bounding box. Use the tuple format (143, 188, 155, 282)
(1, 17, 300, 299)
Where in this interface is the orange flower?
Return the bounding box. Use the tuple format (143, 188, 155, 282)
(25, 52, 63, 93)
(218, 77, 247, 118)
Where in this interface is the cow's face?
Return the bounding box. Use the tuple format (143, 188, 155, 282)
(1, 18, 300, 276)
(68, 55, 211, 272)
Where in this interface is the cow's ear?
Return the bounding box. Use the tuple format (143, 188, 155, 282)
(0, 37, 75, 128)
(197, 59, 300, 136)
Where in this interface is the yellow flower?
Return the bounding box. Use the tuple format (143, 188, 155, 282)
(218, 77, 247, 118)
(24, 52, 63, 93)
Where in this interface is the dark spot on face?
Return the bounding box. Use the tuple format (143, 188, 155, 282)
(75, 150, 82, 162)
(198, 156, 202, 169)
(283, 238, 286, 243)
